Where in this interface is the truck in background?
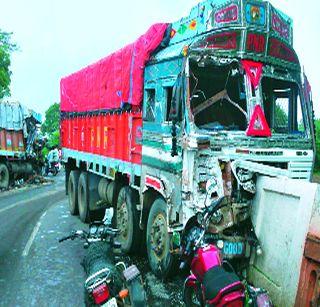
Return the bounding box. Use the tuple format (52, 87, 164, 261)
(0, 101, 43, 189)
(60, 0, 316, 284)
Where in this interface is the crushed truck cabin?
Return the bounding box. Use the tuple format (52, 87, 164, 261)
(60, 0, 318, 305)
(0, 101, 42, 189)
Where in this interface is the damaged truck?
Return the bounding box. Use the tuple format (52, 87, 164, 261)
(60, 0, 318, 304)
(0, 101, 43, 189)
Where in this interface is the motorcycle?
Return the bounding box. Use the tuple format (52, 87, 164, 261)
(44, 158, 60, 176)
(59, 222, 147, 307)
(180, 197, 245, 306)
(180, 180, 273, 306)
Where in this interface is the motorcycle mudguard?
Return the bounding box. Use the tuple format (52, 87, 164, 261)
(184, 274, 197, 288)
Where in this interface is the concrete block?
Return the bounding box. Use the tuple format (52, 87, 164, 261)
(249, 176, 319, 307)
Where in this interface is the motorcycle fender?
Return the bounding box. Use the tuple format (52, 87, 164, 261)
(184, 274, 197, 288)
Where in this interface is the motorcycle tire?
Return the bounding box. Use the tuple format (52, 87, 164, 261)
(128, 277, 147, 307)
(83, 242, 123, 289)
(183, 285, 203, 307)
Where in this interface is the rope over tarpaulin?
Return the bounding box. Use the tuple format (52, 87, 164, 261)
(60, 23, 169, 112)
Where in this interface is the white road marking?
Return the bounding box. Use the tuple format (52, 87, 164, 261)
(0, 189, 61, 214)
(22, 210, 48, 257)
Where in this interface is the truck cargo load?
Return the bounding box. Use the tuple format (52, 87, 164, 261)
(60, 23, 169, 112)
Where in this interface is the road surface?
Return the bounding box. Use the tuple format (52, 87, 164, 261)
(0, 174, 85, 305)
(0, 174, 184, 306)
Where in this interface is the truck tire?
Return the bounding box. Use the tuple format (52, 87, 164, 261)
(68, 170, 80, 215)
(0, 163, 10, 189)
(116, 186, 141, 254)
(146, 198, 177, 279)
(78, 172, 90, 223)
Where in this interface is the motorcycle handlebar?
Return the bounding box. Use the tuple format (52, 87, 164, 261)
(207, 197, 225, 215)
(58, 234, 74, 243)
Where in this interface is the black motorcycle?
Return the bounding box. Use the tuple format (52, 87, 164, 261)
(43, 158, 60, 176)
(59, 222, 147, 307)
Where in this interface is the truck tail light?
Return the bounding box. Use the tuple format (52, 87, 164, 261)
(92, 283, 110, 304)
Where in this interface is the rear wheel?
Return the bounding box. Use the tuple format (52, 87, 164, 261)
(78, 172, 90, 223)
(146, 198, 177, 279)
(68, 170, 80, 215)
(116, 186, 141, 253)
(0, 163, 10, 189)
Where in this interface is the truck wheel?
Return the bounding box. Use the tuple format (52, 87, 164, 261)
(146, 198, 177, 279)
(68, 170, 80, 215)
(78, 172, 90, 223)
(0, 163, 10, 189)
(116, 186, 141, 254)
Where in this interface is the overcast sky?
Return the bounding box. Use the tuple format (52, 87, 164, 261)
(0, 0, 319, 117)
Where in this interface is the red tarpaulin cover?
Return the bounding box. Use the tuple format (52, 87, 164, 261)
(60, 23, 168, 112)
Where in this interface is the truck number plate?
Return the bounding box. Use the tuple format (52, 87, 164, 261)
(223, 241, 245, 256)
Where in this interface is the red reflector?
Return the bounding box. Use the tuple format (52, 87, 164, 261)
(246, 105, 271, 137)
(92, 283, 110, 305)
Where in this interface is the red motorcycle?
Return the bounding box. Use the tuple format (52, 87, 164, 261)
(181, 197, 245, 306)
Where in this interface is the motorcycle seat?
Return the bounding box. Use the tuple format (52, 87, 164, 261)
(203, 265, 243, 301)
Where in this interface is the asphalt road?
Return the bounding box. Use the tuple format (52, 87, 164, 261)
(0, 173, 86, 306)
(0, 173, 184, 307)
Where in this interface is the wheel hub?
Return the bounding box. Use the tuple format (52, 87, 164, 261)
(117, 202, 129, 239)
(150, 213, 167, 259)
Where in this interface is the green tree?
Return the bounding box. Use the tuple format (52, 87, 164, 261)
(41, 103, 60, 158)
(0, 30, 18, 98)
(41, 103, 60, 135)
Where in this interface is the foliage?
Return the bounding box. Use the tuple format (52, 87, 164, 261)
(41, 103, 60, 157)
(41, 103, 60, 135)
(0, 30, 18, 98)
(274, 105, 288, 127)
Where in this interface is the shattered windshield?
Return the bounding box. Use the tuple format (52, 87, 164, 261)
(189, 60, 247, 131)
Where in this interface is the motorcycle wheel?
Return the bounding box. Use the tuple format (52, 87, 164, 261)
(184, 286, 203, 307)
(146, 198, 178, 279)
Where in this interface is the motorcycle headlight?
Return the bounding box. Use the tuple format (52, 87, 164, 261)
(217, 240, 224, 249)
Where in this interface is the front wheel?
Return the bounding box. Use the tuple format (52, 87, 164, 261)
(0, 163, 10, 189)
(146, 198, 177, 279)
(183, 285, 203, 307)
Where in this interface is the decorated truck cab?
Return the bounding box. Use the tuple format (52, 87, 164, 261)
(60, 0, 316, 279)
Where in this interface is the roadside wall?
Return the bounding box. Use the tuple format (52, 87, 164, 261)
(249, 176, 320, 307)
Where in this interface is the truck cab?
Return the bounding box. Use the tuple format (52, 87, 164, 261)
(140, 0, 316, 276)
